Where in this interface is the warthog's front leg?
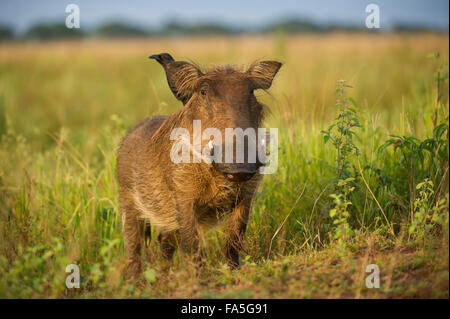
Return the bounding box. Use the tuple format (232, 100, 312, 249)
(122, 203, 144, 278)
(158, 231, 178, 260)
(176, 202, 202, 264)
(226, 200, 251, 268)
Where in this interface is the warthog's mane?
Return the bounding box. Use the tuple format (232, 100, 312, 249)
(189, 61, 266, 77)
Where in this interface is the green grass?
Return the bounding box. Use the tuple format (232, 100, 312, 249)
(0, 33, 448, 298)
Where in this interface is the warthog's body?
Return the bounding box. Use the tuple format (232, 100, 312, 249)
(118, 54, 281, 276)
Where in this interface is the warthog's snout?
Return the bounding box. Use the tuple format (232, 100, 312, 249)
(213, 162, 262, 182)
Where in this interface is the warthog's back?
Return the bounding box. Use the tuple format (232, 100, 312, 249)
(117, 116, 176, 227)
(120, 115, 194, 232)
(123, 115, 169, 144)
(118, 116, 168, 184)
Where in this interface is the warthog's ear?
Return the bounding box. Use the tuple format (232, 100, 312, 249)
(165, 61, 203, 104)
(247, 61, 282, 90)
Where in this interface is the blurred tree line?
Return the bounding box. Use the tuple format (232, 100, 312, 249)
(0, 18, 446, 41)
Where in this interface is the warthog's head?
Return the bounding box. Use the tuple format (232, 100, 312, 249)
(151, 53, 282, 182)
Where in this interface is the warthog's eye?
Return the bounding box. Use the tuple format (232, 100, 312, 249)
(197, 81, 210, 97)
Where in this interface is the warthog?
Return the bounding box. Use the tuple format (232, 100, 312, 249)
(117, 53, 281, 276)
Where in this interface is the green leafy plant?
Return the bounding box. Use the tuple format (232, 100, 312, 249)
(322, 80, 361, 179)
(0, 238, 68, 298)
(379, 54, 449, 228)
(322, 81, 361, 243)
(409, 178, 449, 239)
(409, 178, 434, 237)
(329, 177, 355, 244)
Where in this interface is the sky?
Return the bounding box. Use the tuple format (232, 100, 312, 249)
(0, 0, 448, 34)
